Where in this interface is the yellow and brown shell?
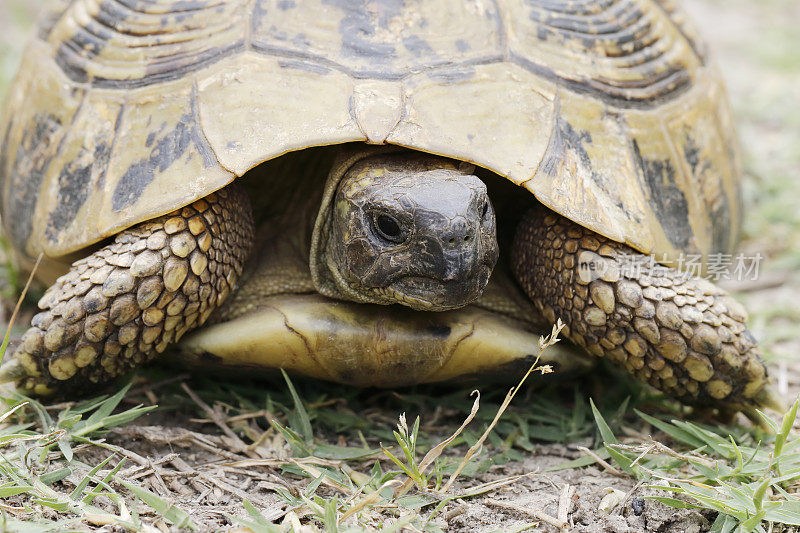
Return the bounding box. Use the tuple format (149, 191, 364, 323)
(0, 0, 741, 271)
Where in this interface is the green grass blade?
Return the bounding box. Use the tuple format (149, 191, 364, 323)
(774, 397, 799, 457)
(755, 410, 780, 433)
(82, 382, 132, 428)
(764, 500, 800, 525)
(590, 399, 617, 445)
(268, 419, 312, 456)
(119, 480, 196, 530)
(709, 513, 739, 533)
(39, 468, 72, 485)
(752, 475, 771, 511)
(0, 484, 34, 497)
(671, 421, 730, 458)
(635, 410, 706, 449)
(739, 509, 767, 532)
(547, 451, 610, 472)
(69, 455, 114, 500)
(311, 443, 380, 460)
(97, 406, 157, 430)
(322, 496, 339, 532)
(645, 496, 702, 509)
(280, 369, 313, 445)
(57, 438, 73, 464)
(604, 444, 636, 476)
(83, 458, 126, 505)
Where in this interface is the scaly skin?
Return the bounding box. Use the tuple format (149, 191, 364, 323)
(3, 175, 775, 411)
(512, 207, 772, 409)
(10, 186, 254, 393)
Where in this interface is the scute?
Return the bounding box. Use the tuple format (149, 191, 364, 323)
(196, 53, 363, 176)
(0, 0, 740, 272)
(1, 40, 85, 256)
(506, 0, 702, 102)
(250, 0, 503, 79)
(48, 0, 249, 88)
(101, 80, 234, 234)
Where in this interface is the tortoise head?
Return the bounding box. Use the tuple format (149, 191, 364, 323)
(314, 151, 499, 311)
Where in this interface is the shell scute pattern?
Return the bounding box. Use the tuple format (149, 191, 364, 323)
(112, 109, 196, 211)
(49, 0, 248, 88)
(0, 44, 86, 255)
(632, 138, 692, 250)
(7, 113, 64, 251)
(509, 0, 700, 102)
(50, 0, 698, 101)
(0, 0, 738, 275)
(44, 98, 121, 248)
(251, 0, 504, 79)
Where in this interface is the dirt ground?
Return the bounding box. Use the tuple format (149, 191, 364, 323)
(0, 0, 798, 531)
(101, 423, 721, 532)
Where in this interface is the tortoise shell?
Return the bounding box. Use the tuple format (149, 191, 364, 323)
(0, 0, 741, 269)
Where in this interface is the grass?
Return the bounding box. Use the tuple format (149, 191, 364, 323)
(0, 384, 177, 531)
(0, 322, 573, 531)
(0, 341, 797, 530)
(0, 260, 793, 530)
(590, 398, 800, 532)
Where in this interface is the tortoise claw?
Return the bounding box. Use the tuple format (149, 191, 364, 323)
(750, 385, 787, 414)
(0, 359, 30, 384)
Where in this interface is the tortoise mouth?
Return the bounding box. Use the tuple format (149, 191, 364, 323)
(387, 266, 493, 311)
(177, 293, 590, 387)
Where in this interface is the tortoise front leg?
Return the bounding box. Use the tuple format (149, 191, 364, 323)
(512, 206, 778, 411)
(7, 185, 254, 394)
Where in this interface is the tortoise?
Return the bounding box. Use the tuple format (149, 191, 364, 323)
(0, 0, 779, 412)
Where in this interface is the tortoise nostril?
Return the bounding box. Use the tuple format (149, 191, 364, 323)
(445, 231, 475, 247)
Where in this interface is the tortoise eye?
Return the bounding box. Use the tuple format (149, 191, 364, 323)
(373, 213, 404, 243)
